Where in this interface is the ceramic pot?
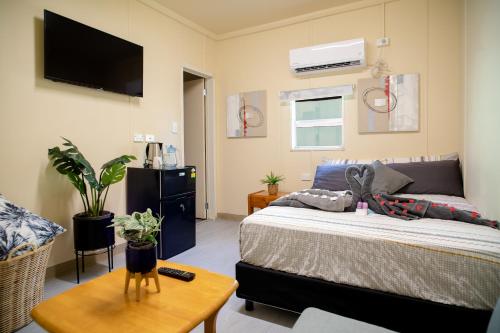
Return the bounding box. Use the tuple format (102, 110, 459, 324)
(73, 211, 115, 251)
(268, 184, 279, 195)
(126, 242, 157, 273)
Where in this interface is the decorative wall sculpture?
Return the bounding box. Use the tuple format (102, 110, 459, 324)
(358, 74, 419, 133)
(227, 90, 267, 138)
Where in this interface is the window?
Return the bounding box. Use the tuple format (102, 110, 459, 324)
(291, 96, 344, 150)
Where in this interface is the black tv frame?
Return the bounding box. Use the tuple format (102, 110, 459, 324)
(43, 10, 143, 97)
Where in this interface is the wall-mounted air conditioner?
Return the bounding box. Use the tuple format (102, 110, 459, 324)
(289, 38, 365, 75)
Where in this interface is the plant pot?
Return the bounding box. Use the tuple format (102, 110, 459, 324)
(126, 242, 157, 273)
(73, 211, 115, 251)
(268, 184, 279, 195)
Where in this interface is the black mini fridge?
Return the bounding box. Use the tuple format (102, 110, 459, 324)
(126, 167, 196, 259)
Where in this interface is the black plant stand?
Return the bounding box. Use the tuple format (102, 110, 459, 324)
(75, 245, 114, 284)
(73, 211, 115, 283)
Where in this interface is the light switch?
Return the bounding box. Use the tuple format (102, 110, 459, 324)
(133, 133, 144, 143)
(145, 134, 155, 143)
(172, 122, 178, 134)
(301, 173, 312, 181)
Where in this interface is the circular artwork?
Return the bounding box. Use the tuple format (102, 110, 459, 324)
(362, 87, 398, 114)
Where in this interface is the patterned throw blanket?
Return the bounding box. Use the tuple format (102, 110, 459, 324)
(346, 165, 499, 229)
(269, 189, 352, 212)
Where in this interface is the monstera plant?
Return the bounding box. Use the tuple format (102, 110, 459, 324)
(48, 137, 136, 217)
(48, 137, 137, 272)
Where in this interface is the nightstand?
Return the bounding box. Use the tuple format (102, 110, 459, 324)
(247, 190, 289, 215)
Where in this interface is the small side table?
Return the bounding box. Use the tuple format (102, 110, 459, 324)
(248, 190, 289, 215)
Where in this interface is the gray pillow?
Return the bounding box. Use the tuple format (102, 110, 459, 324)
(356, 160, 414, 194)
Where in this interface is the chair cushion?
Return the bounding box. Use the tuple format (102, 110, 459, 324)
(0, 195, 65, 260)
(292, 307, 396, 333)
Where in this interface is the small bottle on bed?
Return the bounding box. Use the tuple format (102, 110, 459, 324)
(355, 202, 363, 216)
(362, 202, 369, 215)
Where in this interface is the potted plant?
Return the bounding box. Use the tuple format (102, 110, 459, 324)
(48, 138, 136, 252)
(110, 209, 163, 274)
(261, 171, 285, 195)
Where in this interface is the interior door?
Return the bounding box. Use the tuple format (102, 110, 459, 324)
(183, 77, 207, 219)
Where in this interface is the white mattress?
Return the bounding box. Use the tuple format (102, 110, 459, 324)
(240, 195, 500, 310)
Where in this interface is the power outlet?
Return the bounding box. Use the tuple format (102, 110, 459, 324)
(376, 37, 390, 47)
(172, 122, 178, 134)
(133, 133, 144, 143)
(145, 134, 155, 143)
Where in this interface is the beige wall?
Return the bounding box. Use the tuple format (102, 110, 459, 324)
(464, 0, 500, 220)
(215, 0, 464, 215)
(0, 0, 215, 266)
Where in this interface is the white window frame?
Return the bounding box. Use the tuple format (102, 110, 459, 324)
(291, 97, 345, 151)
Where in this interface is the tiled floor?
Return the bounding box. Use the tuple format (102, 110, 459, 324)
(19, 218, 299, 333)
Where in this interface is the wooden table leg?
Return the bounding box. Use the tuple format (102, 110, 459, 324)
(152, 269, 161, 292)
(135, 273, 142, 301)
(204, 309, 219, 333)
(124, 270, 131, 293)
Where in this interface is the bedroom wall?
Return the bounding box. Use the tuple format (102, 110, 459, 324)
(0, 0, 215, 266)
(464, 0, 500, 220)
(215, 0, 464, 215)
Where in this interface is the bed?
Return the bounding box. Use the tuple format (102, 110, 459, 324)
(236, 160, 500, 333)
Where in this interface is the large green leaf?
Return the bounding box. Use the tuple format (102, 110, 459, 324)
(59, 137, 100, 191)
(67, 173, 86, 195)
(101, 155, 136, 170)
(101, 163, 127, 187)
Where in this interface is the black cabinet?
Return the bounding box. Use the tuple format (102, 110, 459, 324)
(127, 167, 196, 259)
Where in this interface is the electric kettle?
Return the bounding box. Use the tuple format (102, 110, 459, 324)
(144, 142, 163, 168)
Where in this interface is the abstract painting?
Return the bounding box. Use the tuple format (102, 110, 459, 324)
(358, 74, 419, 133)
(227, 90, 267, 137)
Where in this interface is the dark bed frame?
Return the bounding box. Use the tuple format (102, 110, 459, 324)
(236, 261, 492, 333)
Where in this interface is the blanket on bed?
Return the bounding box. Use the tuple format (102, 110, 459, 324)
(346, 165, 499, 229)
(269, 189, 352, 212)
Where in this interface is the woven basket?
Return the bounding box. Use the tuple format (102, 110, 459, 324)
(0, 241, 53, 333)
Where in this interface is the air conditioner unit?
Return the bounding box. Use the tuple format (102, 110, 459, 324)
(290, 38, 366, 75)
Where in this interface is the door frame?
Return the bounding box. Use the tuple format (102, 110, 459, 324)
(181, 66, 216, 220)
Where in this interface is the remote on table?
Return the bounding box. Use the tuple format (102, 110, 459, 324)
(158, 267, 196, 282)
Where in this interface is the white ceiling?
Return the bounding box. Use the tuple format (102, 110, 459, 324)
(154, 0, 362, 35)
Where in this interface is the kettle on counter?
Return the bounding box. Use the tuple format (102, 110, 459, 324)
(144, 142, 163, 168)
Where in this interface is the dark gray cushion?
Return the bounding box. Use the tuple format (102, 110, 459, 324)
(356, 160, 414, 194)
(312, 164, 353, 191)
(389, 159, 464, 197)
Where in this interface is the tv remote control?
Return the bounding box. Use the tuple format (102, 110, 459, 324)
(158, 267, 195, 282)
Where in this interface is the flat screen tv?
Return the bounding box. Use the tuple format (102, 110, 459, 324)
(44, 10, 143, 97)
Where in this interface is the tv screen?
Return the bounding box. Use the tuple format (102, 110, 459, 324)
(44, 10, 143, 97)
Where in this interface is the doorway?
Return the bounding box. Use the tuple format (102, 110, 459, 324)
(183, 70, 208, 220)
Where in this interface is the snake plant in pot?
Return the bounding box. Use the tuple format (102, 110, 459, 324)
(110, 209, 163, 273)
(48, 137, 136, 251)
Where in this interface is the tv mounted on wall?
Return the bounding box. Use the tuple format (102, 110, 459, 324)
(44, 10, 143, 97)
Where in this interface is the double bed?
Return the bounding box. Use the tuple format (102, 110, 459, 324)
(237, 190, 500, 332)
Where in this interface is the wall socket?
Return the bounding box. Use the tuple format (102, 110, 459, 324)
(133, 134, 144, 143)
(376, 37, 390, 47)
(145, 134, 155, 143)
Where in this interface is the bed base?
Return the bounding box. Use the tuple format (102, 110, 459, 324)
(236, 261, 492, 333)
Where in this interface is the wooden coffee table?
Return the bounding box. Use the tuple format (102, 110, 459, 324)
(31, 261, 238, 333)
